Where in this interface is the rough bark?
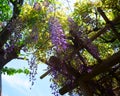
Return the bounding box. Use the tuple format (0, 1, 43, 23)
(0, 0, 24, 69)
(0, 0, 23, 49)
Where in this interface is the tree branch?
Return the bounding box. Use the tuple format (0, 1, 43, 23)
(0, 46, 22, 70)
(40, 69, 51, 79)
(0, 0, 23, 49)
(59, 50, 120, 95)
(10, 0, 24, 18)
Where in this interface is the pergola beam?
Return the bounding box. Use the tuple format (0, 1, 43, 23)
(97, 7, 120, 41)
(59, 50, 120, 95)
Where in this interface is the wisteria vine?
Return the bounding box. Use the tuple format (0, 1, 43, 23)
(49, 17, 68, 52)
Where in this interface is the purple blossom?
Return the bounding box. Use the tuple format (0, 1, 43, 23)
(4, 43, 15, 53)
(50, 83, 60, 96)
(31, 25, 39, 42)
(87, 68, 92, 73)
(85, 38, 100, 59)
(86, 43, 99, 58)
(49, 17, 68, 52)
(28, 56, 38, 87)
(68, 17, 78, 30)
(17, 33, 22, 38)
(79, 64, 92, 73)
(33, 2, 41, 11)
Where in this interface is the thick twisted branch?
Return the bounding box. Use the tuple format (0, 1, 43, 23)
(0, 46, 22, 70)
(0, 0, 24, 69)
(0, 0, 23, 49)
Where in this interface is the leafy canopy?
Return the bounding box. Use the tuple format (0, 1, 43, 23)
(1, 0, 120, 96)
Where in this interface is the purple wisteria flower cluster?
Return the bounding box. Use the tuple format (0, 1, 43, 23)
(28, 56, 38, 86)
(85, 38, 100, 60)
(68, 17, 79, 32)
(4, 18, 23, 54)
(49, 17, 68, 52)
(68, 17, 100, 60)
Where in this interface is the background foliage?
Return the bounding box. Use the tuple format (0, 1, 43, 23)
(0, 0, 120, 96)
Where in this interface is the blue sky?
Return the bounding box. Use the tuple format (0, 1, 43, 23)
(2, 59, 56, 96)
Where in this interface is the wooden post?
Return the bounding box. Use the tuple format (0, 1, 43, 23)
(40, 69, 51, 79)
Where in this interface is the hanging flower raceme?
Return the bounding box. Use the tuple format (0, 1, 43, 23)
(68, 17, 79, 32)
(85, 38, 100, 60)
(68, 17, 100, 61)
(49, 17, 68, 52)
